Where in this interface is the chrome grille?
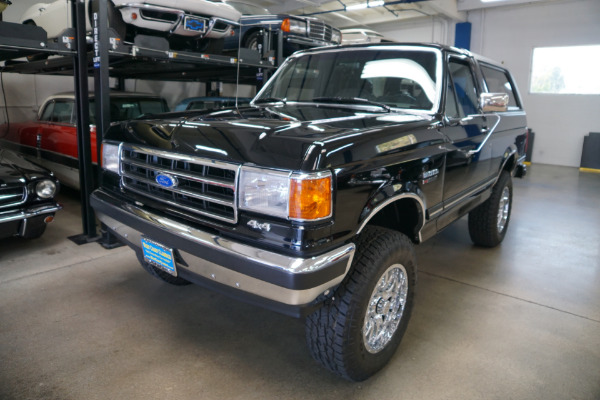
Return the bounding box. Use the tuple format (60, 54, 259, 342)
(308, 21, 333, 41)
(0, 186, 26, 209)
(120, 145, 239, 224)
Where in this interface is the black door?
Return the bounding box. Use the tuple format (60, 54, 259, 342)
(441, 56, 494, 205)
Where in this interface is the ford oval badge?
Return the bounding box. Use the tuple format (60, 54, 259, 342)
(155, 174, 178, 188)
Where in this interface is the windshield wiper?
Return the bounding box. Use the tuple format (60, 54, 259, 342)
(312, 97, 390, 112)
(253, 97, 287, 105)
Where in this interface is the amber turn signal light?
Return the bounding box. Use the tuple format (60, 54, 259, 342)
(281, 18, 291, 33)
(289, 175, 332, 220)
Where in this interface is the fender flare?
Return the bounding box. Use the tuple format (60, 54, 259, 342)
(356, 191, 427, 242)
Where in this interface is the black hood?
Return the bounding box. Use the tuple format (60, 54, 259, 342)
(0, 148, 53, 185)
(108, 105, 438, 171)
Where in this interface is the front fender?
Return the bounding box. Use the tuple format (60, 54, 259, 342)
(19, 3, 50, 24)
(356, 182, 427, 243)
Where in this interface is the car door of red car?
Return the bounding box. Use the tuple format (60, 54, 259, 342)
(40, 99, 80, 165)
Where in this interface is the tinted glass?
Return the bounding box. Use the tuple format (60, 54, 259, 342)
(52, 100, 75, 124)
(481, 64, 520, 110)
(88, 98, 168, 124)
(40, 102, 55, 122)
(258, 49, 440, 111)
(448, 59, 479, 116)
(445, 74, 460, 119)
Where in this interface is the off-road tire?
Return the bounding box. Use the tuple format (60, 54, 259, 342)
(305, 226, 417, 381)
(468, 170, 513, 247)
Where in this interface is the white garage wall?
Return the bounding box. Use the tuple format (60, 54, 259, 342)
(468, 0, 600, 167)
(377, 16, 454, 46)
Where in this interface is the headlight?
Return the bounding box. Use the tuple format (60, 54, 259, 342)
(239, 167, 332, 221)
(102, 142, 120, 174)
(36, 179, 57, 199)
(331, 29, 342, 44)
(239, 167, 290, 219)
(282, 18, 307, 35)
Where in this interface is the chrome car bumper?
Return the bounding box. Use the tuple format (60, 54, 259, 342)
(117, 3, 238, 39)
(91, 189, 355, 315)
(0, 203, 62, 224)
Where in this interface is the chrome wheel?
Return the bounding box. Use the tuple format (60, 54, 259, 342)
(363, 264, 408, 354)
(497, 186, 510, 233)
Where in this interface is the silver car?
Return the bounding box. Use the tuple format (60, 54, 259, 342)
(20, 0, 241, 43)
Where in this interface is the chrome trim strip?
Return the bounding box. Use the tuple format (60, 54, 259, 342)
(0, 204, 62, 224)
(123, 184, 235, 224)
(0, 187, 27, 209)
(122, 144, 239, 172)
(444, 177, 496, 210)
(120, 144, 239, 224)
(96, 206, 356, 306)
(138, 6, 184, 23)
(356, 192, 426, 241)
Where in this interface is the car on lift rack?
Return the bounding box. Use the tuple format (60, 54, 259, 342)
(0, 91, 169, 189)
(19, 0, 241, 51)
(0, 147, 60, 240)
(219, 0, 341, 56)
(341, 28, 389, 44)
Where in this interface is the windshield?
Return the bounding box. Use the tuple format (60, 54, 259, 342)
(89, 97, 169, 124)
(255, 47, 442, 112)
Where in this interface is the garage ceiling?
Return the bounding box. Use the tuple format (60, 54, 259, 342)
(247, 0, 550, 29)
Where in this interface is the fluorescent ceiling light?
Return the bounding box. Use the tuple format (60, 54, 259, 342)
(346, 1, 385, 11)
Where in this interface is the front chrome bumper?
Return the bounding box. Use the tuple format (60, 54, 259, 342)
(0, 203, 62, 224)
(117, 3, 238, 39)
(91, 189, 355, 311)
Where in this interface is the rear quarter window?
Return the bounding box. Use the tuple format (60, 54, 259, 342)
(480, 64, 521, 111)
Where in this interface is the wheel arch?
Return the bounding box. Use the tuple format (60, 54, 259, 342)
(356, 192, 426, 243)
(499, 145, 518, 175)
(242, 27, 264, 47)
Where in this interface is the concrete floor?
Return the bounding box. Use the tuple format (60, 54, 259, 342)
(1, 164, 599, 400)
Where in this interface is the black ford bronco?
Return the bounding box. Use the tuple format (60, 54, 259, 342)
(91, 43, 527, 381)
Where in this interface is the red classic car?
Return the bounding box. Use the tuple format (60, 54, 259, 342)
(0, 92, 169, 188)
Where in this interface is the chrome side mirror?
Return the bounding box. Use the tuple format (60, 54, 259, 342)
(480, 93, 509, 112)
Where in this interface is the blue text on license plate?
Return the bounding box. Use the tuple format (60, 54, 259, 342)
(184, 17, 205, 32)
(142, 237, 177, 276)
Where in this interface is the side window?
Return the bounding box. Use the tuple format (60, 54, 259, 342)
(448, 59, 479, 116)
(52, 100, 75, 124)
(445, 75, 460, 119)
(39, 101, 55, 122)
(480, 64, 521, 110)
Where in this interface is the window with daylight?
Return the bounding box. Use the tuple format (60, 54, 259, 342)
(530, 45, 600, 95)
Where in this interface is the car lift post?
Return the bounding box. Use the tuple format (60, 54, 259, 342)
(71, 0, 98, 241)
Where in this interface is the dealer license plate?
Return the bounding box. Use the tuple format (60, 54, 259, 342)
(141, 237, 177, 276)
(184, 16, 206, 32)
